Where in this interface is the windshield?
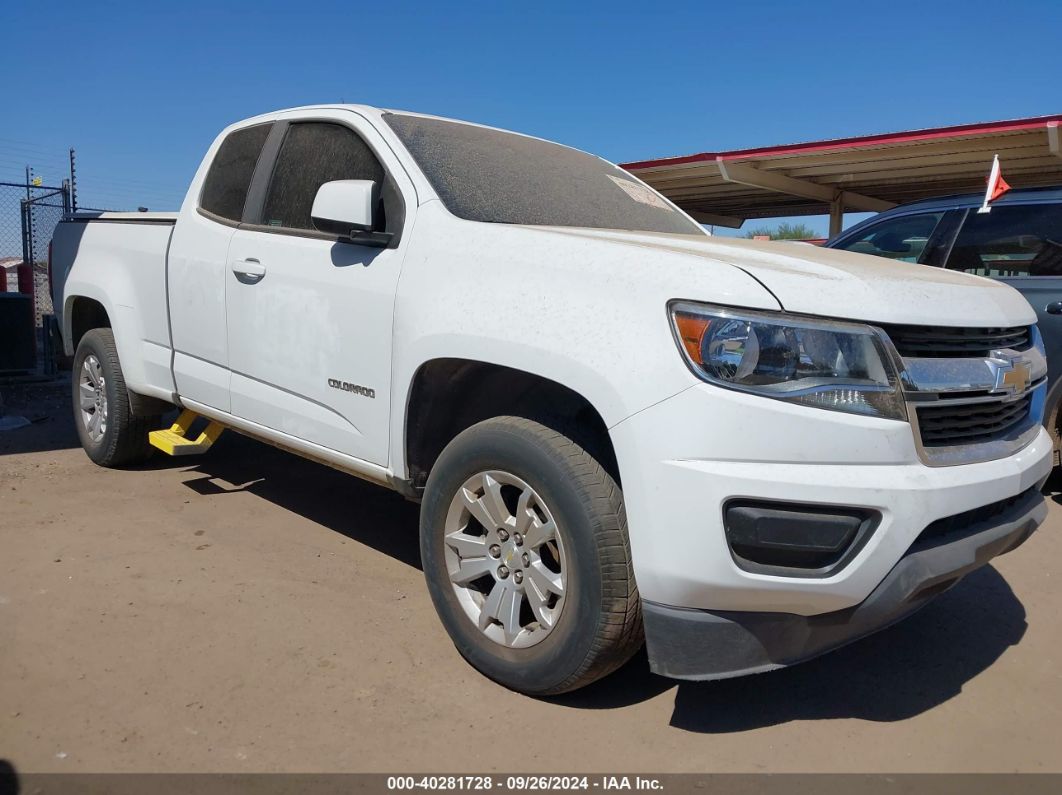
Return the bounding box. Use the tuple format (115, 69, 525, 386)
(384, 113, 704, 236)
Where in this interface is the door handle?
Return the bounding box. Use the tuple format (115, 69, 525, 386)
(1046, 301, 1062, 315)
(232, 258, 266, 284)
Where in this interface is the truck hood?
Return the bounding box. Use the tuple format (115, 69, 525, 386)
(535, 227, 1037, 328)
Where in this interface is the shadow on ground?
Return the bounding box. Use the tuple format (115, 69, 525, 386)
(552, 564, 1026, 732)
(177, 431, 1031, 733)
(4, 387, 1041, 732)
(0, 377, 78, 456)
(1044, 464, 1062, 504)
(0, 760, 16, 795)
(177, 430, 423, 569)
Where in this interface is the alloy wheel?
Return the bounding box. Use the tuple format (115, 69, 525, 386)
(78, 354, 108, 442)
(443, 470, 567, 648)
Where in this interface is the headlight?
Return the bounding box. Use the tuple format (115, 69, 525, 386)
(669, 301, 906, 421)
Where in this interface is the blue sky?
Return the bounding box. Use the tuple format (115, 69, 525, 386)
(2, 0, 1059, 235)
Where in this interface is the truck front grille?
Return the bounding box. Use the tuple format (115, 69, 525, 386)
(916, 394, 1033, 447)
(880, 324, 1030, 358)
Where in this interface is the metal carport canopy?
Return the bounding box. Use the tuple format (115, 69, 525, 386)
(620, 114, 1062, 235)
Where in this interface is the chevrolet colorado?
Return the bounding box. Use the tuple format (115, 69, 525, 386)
(50, 105, 1052, 694)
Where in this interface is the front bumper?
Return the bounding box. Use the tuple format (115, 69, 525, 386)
(642, 484, 1046, 680)
(609, 381, 1053, 678)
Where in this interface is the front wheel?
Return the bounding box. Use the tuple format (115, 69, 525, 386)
(420, 417, 642, 695)
(72, 328, 157, 467)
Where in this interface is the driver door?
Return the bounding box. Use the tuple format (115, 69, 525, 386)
(224, 114, 410, 466)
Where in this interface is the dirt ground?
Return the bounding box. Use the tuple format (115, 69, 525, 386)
(2, 377, 1061, 774)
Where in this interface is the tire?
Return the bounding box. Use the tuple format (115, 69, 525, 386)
(72, 328, 157, 467)
(420, 416, 642, 695)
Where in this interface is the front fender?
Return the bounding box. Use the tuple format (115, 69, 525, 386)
(387, 204, 780, 477)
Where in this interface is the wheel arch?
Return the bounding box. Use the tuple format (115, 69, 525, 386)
(402, 358, 620, 493)
(64, 294, 112, 356)
(63, 290, 173, 414)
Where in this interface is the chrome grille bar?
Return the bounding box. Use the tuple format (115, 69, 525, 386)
(878, 324, 1046, 466)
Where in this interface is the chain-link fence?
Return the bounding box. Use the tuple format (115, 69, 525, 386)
(1, 183, 69, 321)
(2, 182, 70, 374)
(0, 183, 34, 262)
(25, 190, 68, 324)
(2, 179, 124, 373)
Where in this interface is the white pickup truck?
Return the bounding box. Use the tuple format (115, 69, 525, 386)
(51, 105, 1052, 695)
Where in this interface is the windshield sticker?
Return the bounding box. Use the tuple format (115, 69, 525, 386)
(607, 175, 674, 211)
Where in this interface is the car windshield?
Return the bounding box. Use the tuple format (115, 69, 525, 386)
(384, 113, 705, 236)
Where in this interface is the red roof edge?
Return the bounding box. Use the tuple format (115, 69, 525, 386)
(621, 114, 1062, 171)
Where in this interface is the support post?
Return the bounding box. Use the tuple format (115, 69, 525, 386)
(20, 200, 31, 267)
(69, 148, 78, 211)
(1048, 122, 1061, 161)
(829, 195, 844, 239)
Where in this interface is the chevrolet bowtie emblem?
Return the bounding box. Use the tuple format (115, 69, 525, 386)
(988, 352, 1032, 394)
(1000, 362, 1031, 392)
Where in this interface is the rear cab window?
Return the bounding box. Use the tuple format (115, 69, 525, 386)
(945, 204, 1062, 277)
(199, 123, 272, 222)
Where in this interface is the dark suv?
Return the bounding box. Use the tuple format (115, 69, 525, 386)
(827, 187, 1062, 461)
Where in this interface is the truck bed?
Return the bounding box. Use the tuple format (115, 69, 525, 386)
(51, 212, 178, 401)
(69, 211, 179, 223)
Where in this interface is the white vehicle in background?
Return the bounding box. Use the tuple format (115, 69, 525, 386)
(50, 105, 1051, 694)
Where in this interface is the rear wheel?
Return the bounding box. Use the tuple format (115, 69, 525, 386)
(420, 416, 642, 695)
(72, 328, 157, 467)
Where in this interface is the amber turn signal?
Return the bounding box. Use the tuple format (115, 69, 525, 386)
(674, 313, 710, 365)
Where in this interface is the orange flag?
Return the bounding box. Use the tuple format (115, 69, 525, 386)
(978, 154, 1011, 213)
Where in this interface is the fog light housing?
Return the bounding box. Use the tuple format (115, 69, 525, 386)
(724, 500, 879, 577)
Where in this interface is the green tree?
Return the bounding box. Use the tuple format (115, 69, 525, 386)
(744, 222, 819, 240)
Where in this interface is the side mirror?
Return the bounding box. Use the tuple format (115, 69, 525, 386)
(311, 180, 378, 237)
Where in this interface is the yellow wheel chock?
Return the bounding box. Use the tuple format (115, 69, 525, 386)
(149, 409, 225, 456)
